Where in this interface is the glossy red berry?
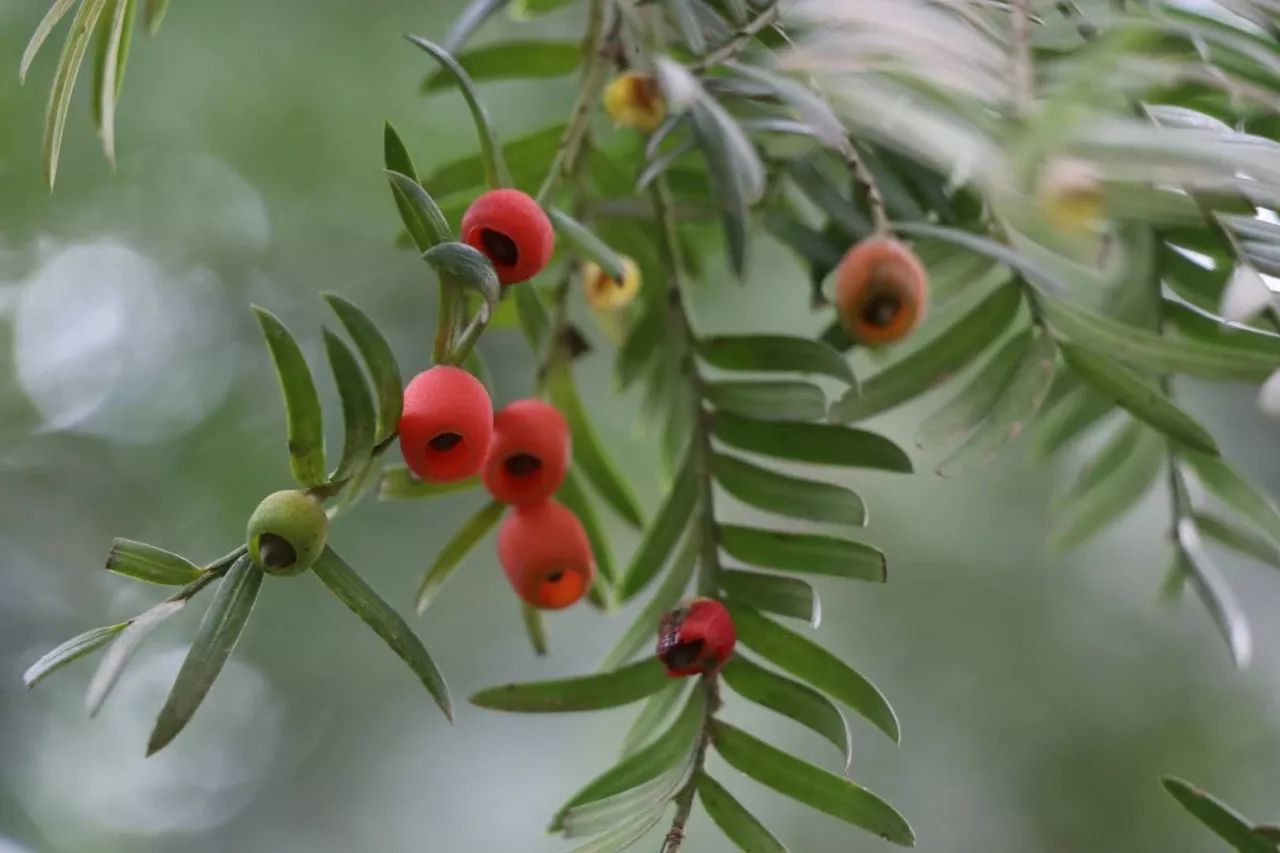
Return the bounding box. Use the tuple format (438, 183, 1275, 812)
(657, 598, 736, 677)
(834, 237, 929, 346)
(497, 500, 595, 610)
(398, 366, 493, 483)
(460, 189, 555, 286)
(483, 399, 570, 505)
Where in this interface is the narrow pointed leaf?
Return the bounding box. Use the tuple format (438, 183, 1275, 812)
(1034, 386, 1114, 457)
(21, 0, 79, 82)
(1162, 777, 1275, 853)
(1042, 294, 1280, 381)
(404, 35, 512, 188)
(1164, 300, 1280, 360)
(786, 157, 870, 239)
(43, 0, 111, 189)
(252, 306, 326, 487)
(322, 293, 403, 444)
(92, 0, 135, 165)
(1176, 518, 1252, 668)
(521, 602, 550, 656)
(23, 623, 127, 689)
(514, 281, 550, 347)
(548, 365, 646, 529)
(550, 209, 626, 282)
(1195, 511, 1280, 570)
(713, 453, 864, 526)
(86, 599, 183, 716)
(1050, 423, 1164, 552)
(471, 658, 669, 712)
(600, 528, 697, 671)
(440, 0, 509, 54)
(312, 547, 452, 720)
(565, 808, 667, 853)
(617, 297, 667, 389)
(697, 336, 854, 385)
(147, 556, 263, 755)
(561, 763, 688, 838)
(106, 538, 202, 585)
(1181, 451, 1280, 549)
(698, 773, 789, 853)
(712, 413, 912, 472)
(621, 681, 689, 756)
(424, 123, 565, 197)
(720, 569, 820, 627)
(414, 500, 505, 613)
(619, 446, 697, 600)
(917, 330, 1032, 450)
(719, 525, 885, 582)
(722, 656, 852, 772)
(322, 329, 377, 484)
(558, 468, 619, 595)
(378, 467, 478, 500)
(424, 40, 581, 91)
(705, 380, 827, 422)
(552, 690, 705, 827)
(422, 241, 502, 311)
(687, 95, 762, 276)
(729, 604, 899, 742)
(142, 0, 168, 34)
(386, 169, 452, 252)
(1061, 344, 1218, 455)
(710, 720, 914, 846)
(831, 283, 1023, 422)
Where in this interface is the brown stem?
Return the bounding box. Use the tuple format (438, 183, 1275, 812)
(842, 140, 890, 234)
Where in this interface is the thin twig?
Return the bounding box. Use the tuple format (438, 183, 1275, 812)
(688, 2, 780, 74)
(843, 140, 890, 234)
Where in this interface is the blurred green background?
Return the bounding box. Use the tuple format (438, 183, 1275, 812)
(2, 2, 1279, 851)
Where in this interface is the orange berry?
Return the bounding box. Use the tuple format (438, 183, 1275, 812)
(497, 500, 595, 610)
(398, 366, 493, 482)
(834, 237, 929, 346)
(483, 399, 570, 506)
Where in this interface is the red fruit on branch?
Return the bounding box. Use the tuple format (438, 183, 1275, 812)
(483, 399, 570, 505)
(656, 597, 736, 677)
(460, 189, 555, 286)
(834, 237, 929, 346)
(497, 500, 595, 610)
(398, 366, 494, 482)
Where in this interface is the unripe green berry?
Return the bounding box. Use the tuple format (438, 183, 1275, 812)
(246, 490, 328, 576)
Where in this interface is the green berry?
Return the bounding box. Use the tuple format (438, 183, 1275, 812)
(246, 490, 328, 576)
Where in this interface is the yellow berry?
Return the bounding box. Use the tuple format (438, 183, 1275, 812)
(583, 257, 642, 312)
(1038, 158, 1105, 234)
(603, 73, 666, 133)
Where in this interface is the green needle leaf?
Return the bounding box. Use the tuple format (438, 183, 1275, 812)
(322, 329, 378, 485)
(422, 241, 502, 314)
(91, 0, 135, 165)
(423, 39, 582, 91)
(722, 656, 853, 772)
(1164, 300, 1280, 361)
(704, 380, 828, 423)
(106, 538, 203, 585)
(42, 0, 111, 189)
(1175, 518, 1252, 668)
(1162, 777, 1275, 853)
(712, 413, 913, 472)
(471, 658, 670, 713)
(564, 809, 668, 853)
(23, 623, 127, 689)
(21, 0, 80, 82)
(697, 772, 789, 853)
(322, 293, 404, 445)
(729, 604, 899, 742)
(830, 283, 1023, 422)
(1050, 422, 1164, 552)
(148, 556, 263, 755)
(252, 306, 327, 488)
(521, 602, 550, 657)
(403, 35, 513, 188)
(548, 365, 646, 529)
(424, 123, 565, 197)
(621, 681, 689, 757)
(710, 720, 914, 846)
(600, 528, 698, 672)
(1195, 511, 1280, 570)
(713, 453, 865, 527)
(549, 209, 626, 282)
(698, 335, 855, 385)
(917, 330, 1032, 451)
(378, 467, 479, 501)
(86, 599, 183, 717)
(618, 445, 697, 600)
(1181, 451, 1280, 550)
(720, 569, 820, 627)
(1061, 344, 1219, 455)
(312, 547, 452, 720)
(719, 525, 886, 582)
(557, 468, 619, 593)
(415, 500, 505, 613)
(142, 0, 168, 34)
(386, 168, 453, 252)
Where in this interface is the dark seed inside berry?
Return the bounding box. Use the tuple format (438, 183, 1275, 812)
(545, 569, 565, 583)
(480, 229, 520, 267)
(660, 639, 705, 670)
(504, 453, 542, 478)
(257, 532, 297, 569)
(862, 294, 901, 328)
(429, 432, 463, 452)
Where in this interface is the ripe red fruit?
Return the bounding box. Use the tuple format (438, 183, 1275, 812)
(834, 237, 929, 346)
(460, 189, 555, 286)
(657, 597, 736, 677)
(483, 399, 570, 505)
(497, 500, 595, 610)
(398, 366, 493, 483)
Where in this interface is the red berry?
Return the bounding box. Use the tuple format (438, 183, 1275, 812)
(483, 399, 570, 505)
(398, 366, 493, 482)
(460, 189, 555, 286)
(834, 237, 929, 346)
(656, 597, 736, 677)
(497, 500, 595, 610)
